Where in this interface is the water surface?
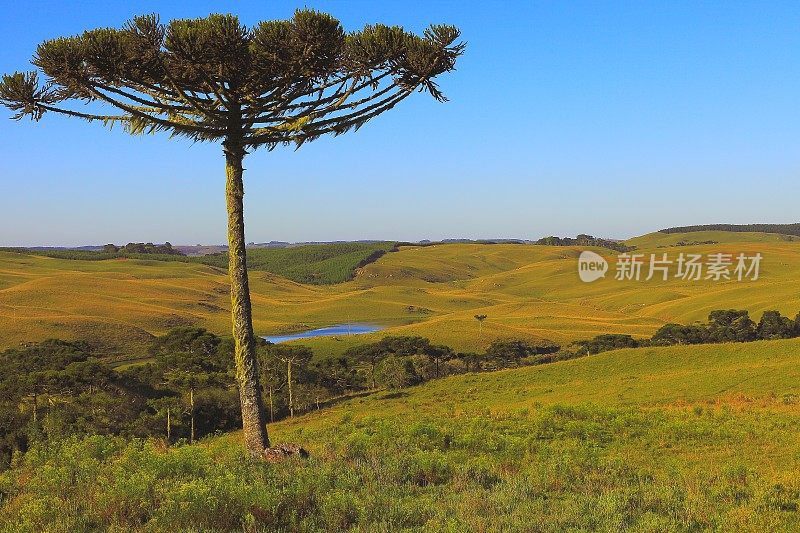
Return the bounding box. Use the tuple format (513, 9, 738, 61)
(263, 324, 382, 344)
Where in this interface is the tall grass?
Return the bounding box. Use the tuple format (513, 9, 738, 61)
(2, 404, 799, 531)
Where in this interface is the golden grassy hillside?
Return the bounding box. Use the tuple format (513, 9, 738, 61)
(1, 230, 798, 358)
(626, 229, 798, 248)
(272, 337, 800, 433)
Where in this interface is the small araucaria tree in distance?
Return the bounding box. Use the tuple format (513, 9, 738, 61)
(0, 11, 464, 457)
(474, 314, 487, 339)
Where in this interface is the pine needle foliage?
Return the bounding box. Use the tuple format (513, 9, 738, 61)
(0, 11, 464, 148)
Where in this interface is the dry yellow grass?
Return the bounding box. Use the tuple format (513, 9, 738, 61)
(1, 231, 798, 357)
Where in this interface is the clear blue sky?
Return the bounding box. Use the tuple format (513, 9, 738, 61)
(1, 1, 799, 246)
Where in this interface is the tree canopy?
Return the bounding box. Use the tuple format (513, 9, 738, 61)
(0, 10, 464, 149)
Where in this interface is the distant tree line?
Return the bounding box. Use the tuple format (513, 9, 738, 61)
(102, 242, 184, 255)
(0, 244, 185, 261)
(659, 223, 800, 238)
(256, 335, 561, 419)
(574, 309, 800, 355)
(659, 240, 718, 248)
(535, 234, 634, 252)
(343, 336, 561, 390)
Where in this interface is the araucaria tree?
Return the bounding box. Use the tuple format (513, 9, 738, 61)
(0, 11, 463, 456)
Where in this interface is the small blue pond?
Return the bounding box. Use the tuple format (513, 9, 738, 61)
(263, 324, 383, 344)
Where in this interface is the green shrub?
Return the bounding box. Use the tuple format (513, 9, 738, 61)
(3, 405, 800, 530)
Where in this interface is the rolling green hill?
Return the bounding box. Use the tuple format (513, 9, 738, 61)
(626, 230, 797, 248)
(0, 242, 395, 285)
(0, 231, 798, 358)
(2, 230, 800, 530)
(3, 338, 800, 531)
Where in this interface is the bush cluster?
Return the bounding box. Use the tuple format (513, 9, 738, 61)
(574, 309, 800, 355)
(0, 330, 241, 470)
(0, 330, 562, 469)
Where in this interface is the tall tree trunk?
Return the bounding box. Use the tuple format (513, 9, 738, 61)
(225, 141, 270, 455)
(287, 361, 294, 417)
(268, 386, 274, 422)
(189, 388, 195, 444)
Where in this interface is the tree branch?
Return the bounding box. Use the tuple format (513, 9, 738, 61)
(246, 79, 400, 129)
(242, 88, 412, 147)
(243, 71, 393, 117)
(93, 82, 198, 115)
(37, 103, 129, 122)
(84, 84, 225, 136)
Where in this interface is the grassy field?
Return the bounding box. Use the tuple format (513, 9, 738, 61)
(0, 242, 395, 285)
(3, 338, 800, 531)
(0, 231, 798, 358)
(2, 231, 800, 530)
(626, 229, 798, 248)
